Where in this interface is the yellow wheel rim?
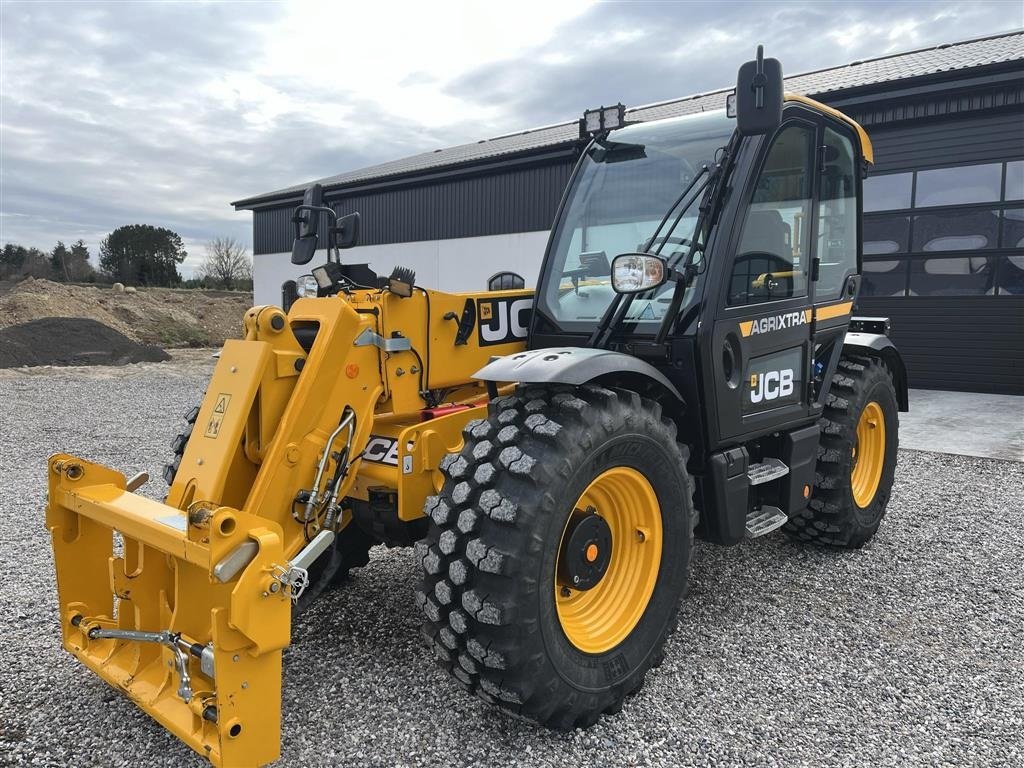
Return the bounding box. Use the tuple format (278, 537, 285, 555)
(555, 467, 662, 654)
(851, 401, 886, 508)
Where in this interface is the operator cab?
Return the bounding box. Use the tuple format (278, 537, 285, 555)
(523, 50, 892, 456)
(476, 47, 909, 549)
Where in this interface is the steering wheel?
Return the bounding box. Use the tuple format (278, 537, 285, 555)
(730, 252, 796, 303)
(641, 236, 695, 264)
(643, 235, 693, 253)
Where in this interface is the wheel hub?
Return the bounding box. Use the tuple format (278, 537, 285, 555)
(851, 400, 886, 508)
(557, 509, 612, 591)
(554, 467, 663, 654)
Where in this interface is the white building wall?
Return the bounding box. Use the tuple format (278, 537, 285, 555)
(253, 231, 550, 307)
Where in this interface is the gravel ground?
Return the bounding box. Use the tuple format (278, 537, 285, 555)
(1, 356, 1021, 767)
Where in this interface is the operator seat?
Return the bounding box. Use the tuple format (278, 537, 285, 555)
(730, 208, 792, 302)
(739, 208, 790, 258)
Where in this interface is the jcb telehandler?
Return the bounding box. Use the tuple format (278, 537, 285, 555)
(46, 49, 907, 766)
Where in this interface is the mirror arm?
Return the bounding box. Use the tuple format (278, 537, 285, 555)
(653, 269, 690, 346)
(752, 45, 766, 109)
(291, 204, 338, 225)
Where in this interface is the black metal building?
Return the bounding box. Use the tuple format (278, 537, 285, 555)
(235, 32, 1024, 394)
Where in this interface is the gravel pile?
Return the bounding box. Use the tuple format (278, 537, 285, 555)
(1, 359, 1021, 767)
(0, 317, 170, 368)
(0, 278, 250, 348)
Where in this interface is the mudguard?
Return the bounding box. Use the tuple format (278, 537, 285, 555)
(844, 331, 909, 411)
(474, 347, 683, 401)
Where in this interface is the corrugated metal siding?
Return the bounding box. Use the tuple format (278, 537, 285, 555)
(846, 80, 1024, 126)
(867, 108, 1024, 173)
(855, 296, 1024, 394)
(253, 160, 574, 255)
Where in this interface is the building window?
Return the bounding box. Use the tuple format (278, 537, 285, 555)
(1002, 208, 1024, 248)
(861, 259, 907, 297)
(863, 215, 910, 255)
(1000, 256, 1024, 295)
(912, 209, 1000, 252)
(914, 163, 1003, 207)
(859, 160, 1023, 302)
(864, 172, 913, 212)
(1005, 161, 1024, 202)
(910, 256, 995, 296)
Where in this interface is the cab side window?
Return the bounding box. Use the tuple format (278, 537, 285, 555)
(816, 127, 858, 301)
(729, 124, 813, 306)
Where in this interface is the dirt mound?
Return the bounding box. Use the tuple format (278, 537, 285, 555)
(0, 278, 251, 348)
(0, 317, 170, 368)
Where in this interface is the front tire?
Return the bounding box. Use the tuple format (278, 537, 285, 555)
(417, 384, 695, 728)
(785, 355, 899, 548)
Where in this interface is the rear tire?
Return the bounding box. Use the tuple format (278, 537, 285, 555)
(163, 404, 201, 487)
(785, 355, 899, 548)
(417, 384, 695, 728)
(294, 523, 377, 616)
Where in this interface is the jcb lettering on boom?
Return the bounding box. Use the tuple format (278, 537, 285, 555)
(363, 436, 401, 466)
(478, 297, 531, 346)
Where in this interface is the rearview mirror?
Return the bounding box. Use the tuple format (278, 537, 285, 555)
(332, 212, 360, 250)
(733, 46, 783, 137)
(610, 253, 667, 294)
(290, 183, 324, 265)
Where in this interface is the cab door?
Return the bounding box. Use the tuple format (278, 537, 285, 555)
(808, 123, 862, 403)
(709, 118, 819, 443)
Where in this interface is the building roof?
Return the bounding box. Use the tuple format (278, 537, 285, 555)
(234, 30, 1024, 209)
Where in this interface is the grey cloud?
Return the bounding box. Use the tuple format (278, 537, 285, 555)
(0, 0, 1017, 276)
(0, 1, 455, 271)
(445, 1, 1020, 126)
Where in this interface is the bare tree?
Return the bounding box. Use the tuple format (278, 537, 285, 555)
(200, 237, 252, 290)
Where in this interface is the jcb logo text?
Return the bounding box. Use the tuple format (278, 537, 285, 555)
(750, 369, 794, 403)
(479, 298, 531, 346)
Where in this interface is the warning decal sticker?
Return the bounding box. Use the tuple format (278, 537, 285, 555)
(204, 393, 231, 438)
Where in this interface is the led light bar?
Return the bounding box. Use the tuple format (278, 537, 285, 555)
(580, 103, 626, 138)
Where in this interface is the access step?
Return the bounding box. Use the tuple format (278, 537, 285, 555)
(745, 506, 789, 538)
(746, 458, 789, 486)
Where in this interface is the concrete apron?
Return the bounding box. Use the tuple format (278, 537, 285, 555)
(900, 389, 1024, 462)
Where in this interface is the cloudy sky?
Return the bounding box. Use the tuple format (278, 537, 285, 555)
(1, 0, 1020, 275)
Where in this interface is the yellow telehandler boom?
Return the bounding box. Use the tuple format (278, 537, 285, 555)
(47, 287, 529, 766)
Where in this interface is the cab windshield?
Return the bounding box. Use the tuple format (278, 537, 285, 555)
(541, 110, 734, 331)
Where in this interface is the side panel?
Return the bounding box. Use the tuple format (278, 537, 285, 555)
(711, 308, 812, 441)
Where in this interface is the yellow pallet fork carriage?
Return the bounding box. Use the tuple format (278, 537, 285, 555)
(47, 47, 908, 765)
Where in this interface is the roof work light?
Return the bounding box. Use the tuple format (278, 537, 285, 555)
(580, 103, 627, 138)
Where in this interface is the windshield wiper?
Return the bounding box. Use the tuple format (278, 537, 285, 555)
(588, 131, 740, 349)
(587, 165, 713, 348)
(652, 131, 741, 345)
